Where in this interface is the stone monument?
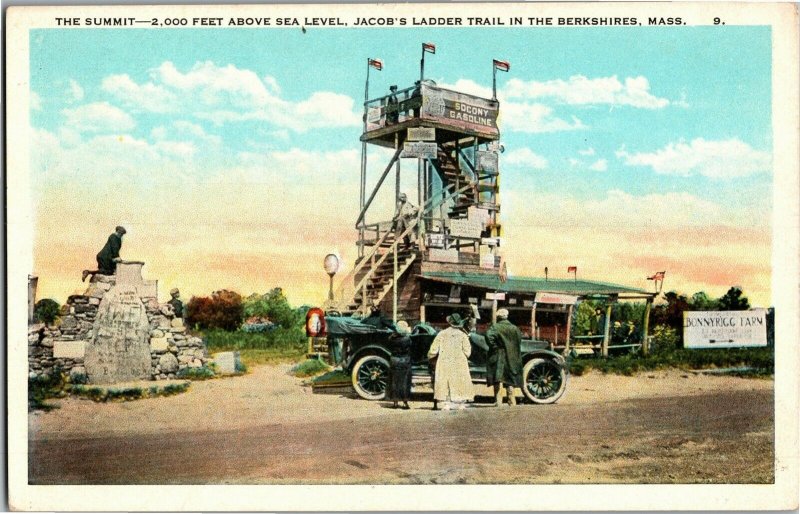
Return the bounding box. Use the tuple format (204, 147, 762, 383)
(84, 283, 151, 384)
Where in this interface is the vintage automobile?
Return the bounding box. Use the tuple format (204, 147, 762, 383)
(324, 314, 568, 404)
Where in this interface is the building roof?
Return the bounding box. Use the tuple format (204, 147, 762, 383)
(420, 271, 655, 298)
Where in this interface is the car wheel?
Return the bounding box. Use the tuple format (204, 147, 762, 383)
(522, 357, 567, 404)
(351, 354, 389, 400)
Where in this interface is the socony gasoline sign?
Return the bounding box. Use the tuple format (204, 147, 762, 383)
(683, 309, 768, 349)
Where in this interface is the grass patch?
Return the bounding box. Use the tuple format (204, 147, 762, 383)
(202, 328, 306, 367)
(106, 387, 145, 401)
(568, 347, 774, 377)
(70, 381, 190, 402)
(291, 358, 330, 378)
(162, 382, 190, 396)
(177, 366, 216, 380)
(311, 369, 351, 385)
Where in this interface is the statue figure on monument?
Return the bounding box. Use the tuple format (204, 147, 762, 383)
(168, 288, 184, 318)
(82, 226, 126, 282)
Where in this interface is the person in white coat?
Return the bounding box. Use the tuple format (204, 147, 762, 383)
(428, 313, 473, 410)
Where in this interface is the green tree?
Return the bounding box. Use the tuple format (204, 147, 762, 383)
(33, 298, 60, 324)
(651, 291, 689, 331)
(243, 288, 303, 329)
(717, 287, 750, 311)
(689, 291, 719, 311)
(573, 301, 598, 335)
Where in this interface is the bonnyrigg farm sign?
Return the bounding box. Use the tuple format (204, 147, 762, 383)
(683, 310, 768, 349)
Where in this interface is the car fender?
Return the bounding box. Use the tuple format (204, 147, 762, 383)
(344, 345, 392, 371)
(522, 349, 567, 368)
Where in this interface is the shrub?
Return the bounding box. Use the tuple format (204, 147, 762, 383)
(69, 372, 88, 385)
(291, 358, 330, 378)
(28, 372, 65, 410)
(34, 298, 61, 324)
(243, 288, 304, 329)
(186, 290, 244, 331)
(177, 366, 216, 380)
(650, 324, 680, 353)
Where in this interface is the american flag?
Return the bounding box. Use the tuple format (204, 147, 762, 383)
(493, 59, 510, 72)
(423, 42, 436, 54)
(568, 266, 577, 273)
(368, 58, 383, 71)
(648, 271, 666, 281)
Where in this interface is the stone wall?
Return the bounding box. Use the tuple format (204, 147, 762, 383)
(28, 268, 209, 382)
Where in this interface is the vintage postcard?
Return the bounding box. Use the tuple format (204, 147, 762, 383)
(6, 2, 799, 511)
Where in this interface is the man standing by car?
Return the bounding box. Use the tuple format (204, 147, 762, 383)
(485, 308, 523, 406)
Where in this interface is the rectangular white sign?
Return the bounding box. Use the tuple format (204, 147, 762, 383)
(401, 141, 437, 159)
(449, 218, 483, 238)
(485, 292, 506, 301)
(407, 127, 436, 141)
(683, 310, 768, 348)
(428, 248, 459, 263)
(535, 293, 579, 305)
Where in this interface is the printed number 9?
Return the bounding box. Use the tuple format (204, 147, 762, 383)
(714, 17, 722, 25)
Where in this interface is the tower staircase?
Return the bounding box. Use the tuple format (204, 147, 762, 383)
(329, 182, 472, 315)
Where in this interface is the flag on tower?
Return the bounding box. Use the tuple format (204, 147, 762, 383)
(423, 42, 436, 54)
(368, 58, 383, 70)
(493, 59, 510, 72)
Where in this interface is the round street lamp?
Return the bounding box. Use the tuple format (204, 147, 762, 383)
(323, 253, 341, 303)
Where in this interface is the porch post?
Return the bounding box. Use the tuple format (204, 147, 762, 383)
(642, 297, 653, 355)
(602, 303, 612, 357)
(565, 303, 574, 353)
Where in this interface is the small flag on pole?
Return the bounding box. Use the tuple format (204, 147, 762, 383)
(493, 59, 510, 72)
(368, 58, 383, 71)
(423, 42, 436, 54)
(567, 266, 577, 273)
(647, 271, 665, 281)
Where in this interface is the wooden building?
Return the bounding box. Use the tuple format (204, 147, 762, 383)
(327, 76, 656, 354)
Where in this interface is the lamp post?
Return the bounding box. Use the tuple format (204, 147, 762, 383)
(323, 253, 341, 304)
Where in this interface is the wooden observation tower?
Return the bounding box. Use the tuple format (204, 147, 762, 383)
(329, 57, 506, 323)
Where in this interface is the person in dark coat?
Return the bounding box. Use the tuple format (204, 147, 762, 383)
(82, 226, 126, 281)
(168, 288, 184, 318)
(485, 308, 523, 406)
(386, 85, 399, 124)
(386, 320, 413, 409)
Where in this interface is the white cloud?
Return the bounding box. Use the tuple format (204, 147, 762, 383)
(152, 120, 222, 146)
(61, 101, 135, 133)
(101, 73, 177, 112)
(507, 188, 729, 229)
(578, 147, 595, 156)
(616, 138, 771, 178)
(441, 79, 494, 99)
(502, 102, 586, 133)
(103, 61, 360, 132)
(236, 147, 360, 176)
(67, 79, 84, 102)
(504, 147, 547, 169)
(588, 159, 608, 172)
(504, 75, 670, 109)
(440, 79, 585, 134)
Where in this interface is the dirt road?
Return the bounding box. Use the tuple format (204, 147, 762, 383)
(28, 366, 773, 484)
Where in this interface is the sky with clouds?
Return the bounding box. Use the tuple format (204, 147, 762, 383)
(29, 25, 773, 307)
